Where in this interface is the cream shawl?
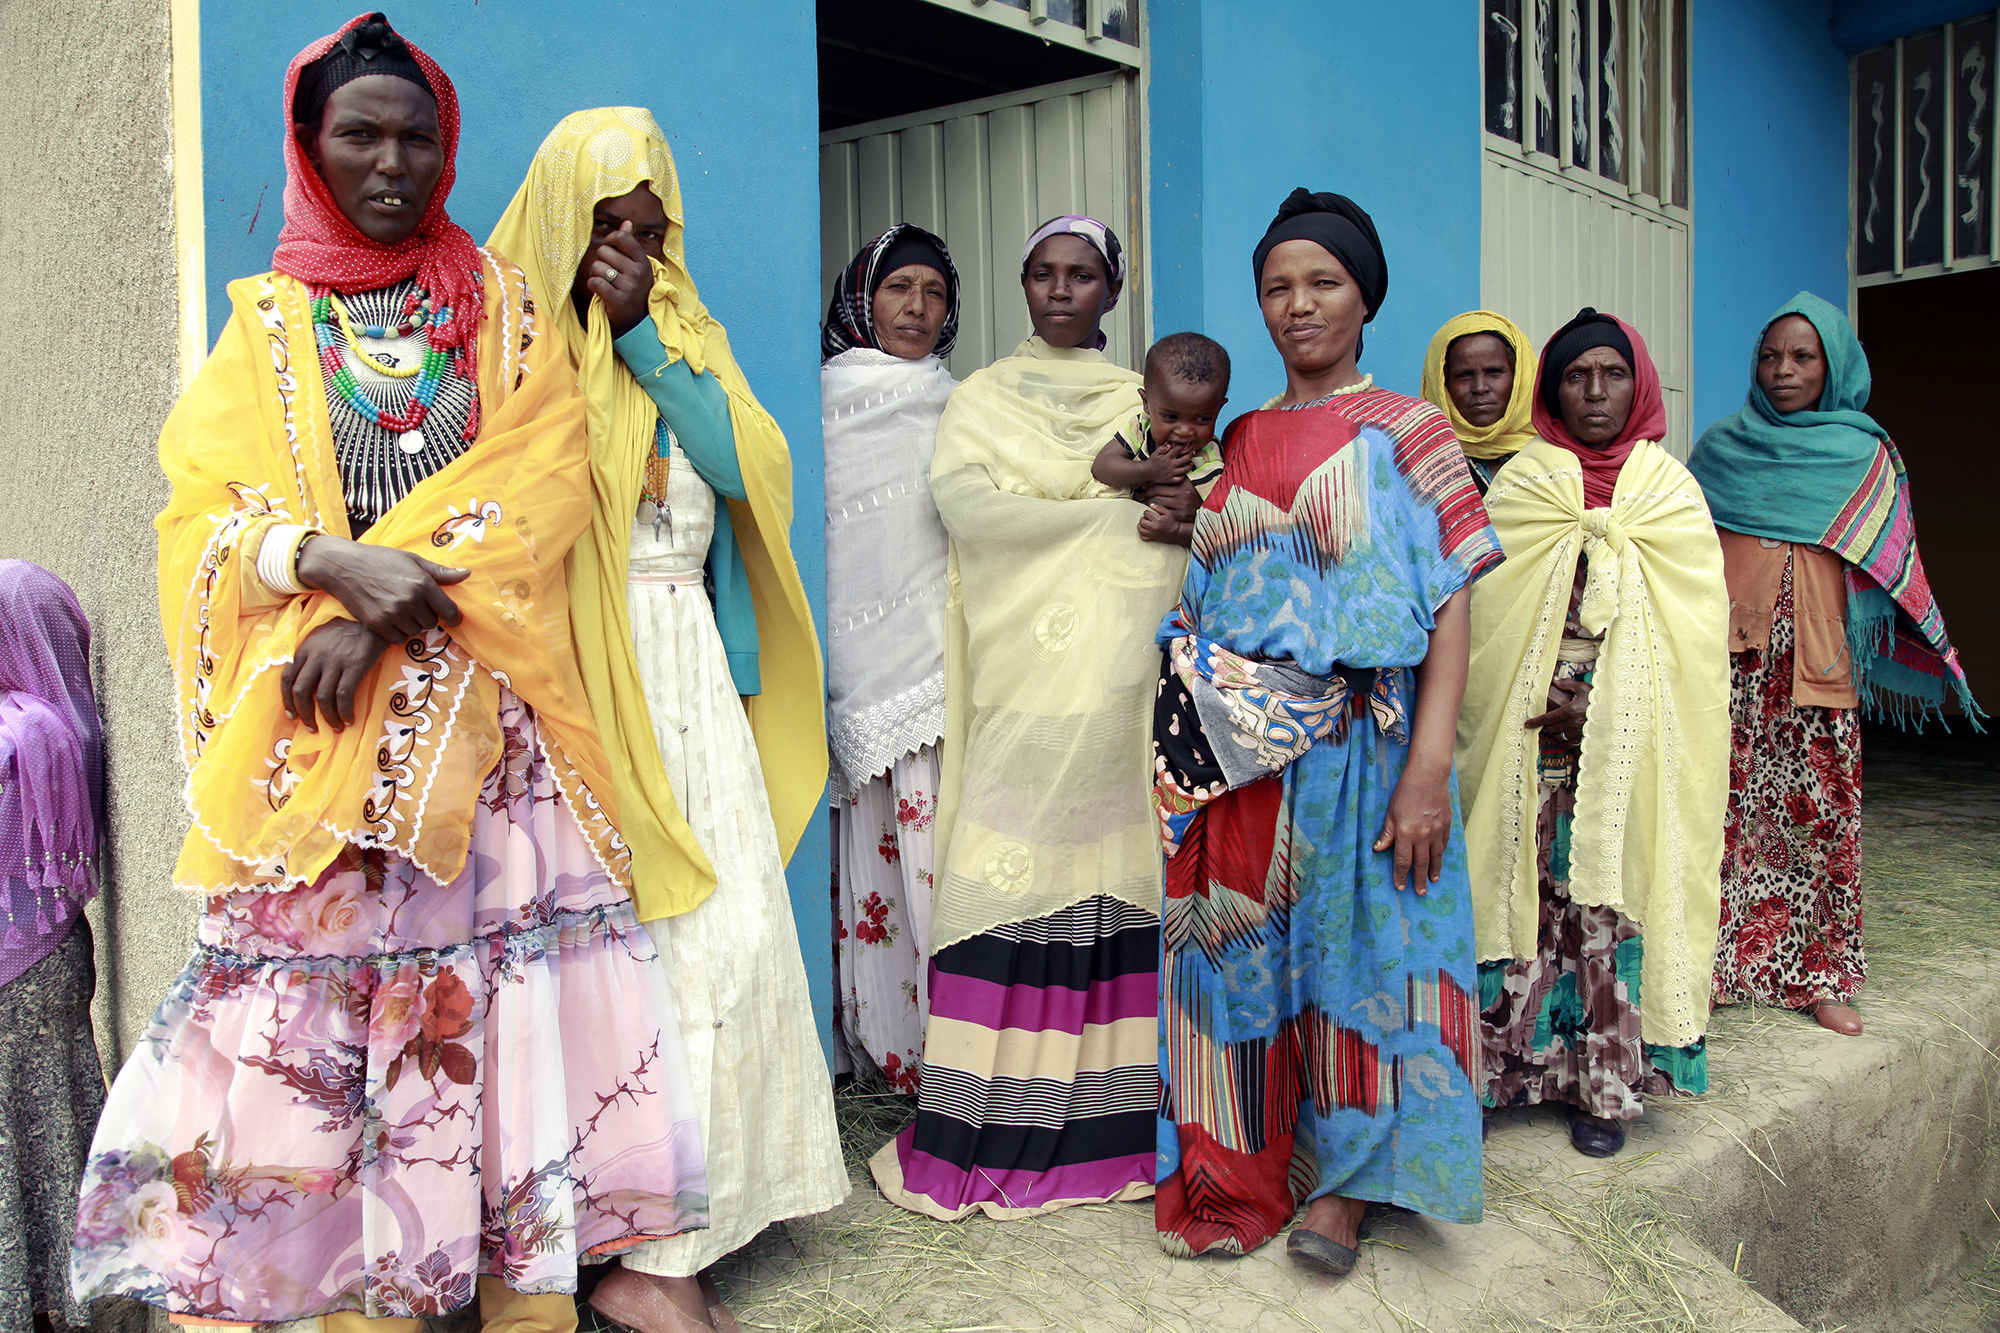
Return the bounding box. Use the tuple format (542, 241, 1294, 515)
(928, 337, 1184, 950)
(822, 347, 956, 798)
(1457, 438, 1729, 1047)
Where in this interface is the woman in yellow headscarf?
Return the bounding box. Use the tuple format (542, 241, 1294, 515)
(489, 109, 845, 1332)
(1421, 310, 1539, 494)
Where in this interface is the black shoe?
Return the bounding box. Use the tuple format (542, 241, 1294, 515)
(1287, 1227, 1360, 1276)
(1570, 1114, 1626, 1157)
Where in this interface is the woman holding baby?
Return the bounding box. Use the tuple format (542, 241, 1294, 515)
(868, 215, 1195, 1222)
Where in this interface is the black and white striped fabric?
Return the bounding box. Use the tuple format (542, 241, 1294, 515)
(326, 278, 480, 535)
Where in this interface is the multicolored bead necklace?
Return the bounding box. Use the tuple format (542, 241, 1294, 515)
(311, 285, 471, 452)
(326, 290, 432, 378)
(638, 416, 674, 541)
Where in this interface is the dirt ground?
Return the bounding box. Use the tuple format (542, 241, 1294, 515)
(656, 722, 2000, 1333)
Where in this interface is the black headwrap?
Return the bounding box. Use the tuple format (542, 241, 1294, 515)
(1251, 188, 1389, 317)
(293, 13, 436, 126)
(822, 224, 961, 362)
(1537, 308, 1636, 415)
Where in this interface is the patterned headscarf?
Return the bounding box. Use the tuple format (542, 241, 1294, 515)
(0, 562, 102, 974)
(1022, 215, 1124, 294)
(822, 224, 960, 362)
(274, 12, 484, 366)
(1021, 215, 1124, 350)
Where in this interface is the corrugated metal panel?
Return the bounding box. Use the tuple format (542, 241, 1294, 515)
(821, 74, 1137, 379)
(1481, 149, 1693, 456)
(819, 142, 860, 317)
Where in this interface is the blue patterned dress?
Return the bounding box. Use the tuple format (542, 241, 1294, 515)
(1152, 384, 1501, 1256)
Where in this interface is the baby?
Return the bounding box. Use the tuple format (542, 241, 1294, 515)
(1092, 332, 1230, 546)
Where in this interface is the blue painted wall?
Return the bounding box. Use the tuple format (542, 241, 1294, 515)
(1146, 0, 1483, 412)
(199, 0, 835, 1061)
(1688, 0, 1852, 434)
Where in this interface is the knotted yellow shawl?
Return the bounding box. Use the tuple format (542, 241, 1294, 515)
(1455, 439, 1729, 1047)
(486, 107, 824, 922)
(1420, 311, 1540, 461)
(159, 256, 629, 894)
(929, 337, 1185, 950)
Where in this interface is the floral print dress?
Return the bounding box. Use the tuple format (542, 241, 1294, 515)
(832, 748, 938, 1095)
(71, 693, 710, 1322)
(1712, 550, 1865, 1007)
(1477, 578, 1708, 1121)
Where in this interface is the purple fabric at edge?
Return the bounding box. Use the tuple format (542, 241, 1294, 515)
(0, 561, 104, 988)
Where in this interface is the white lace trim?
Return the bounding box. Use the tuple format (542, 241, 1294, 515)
(829, 672, 946, 799)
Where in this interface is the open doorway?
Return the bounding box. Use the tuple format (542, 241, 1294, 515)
(1856, 266, 2000, 707)
(816, 0, 1143, 375)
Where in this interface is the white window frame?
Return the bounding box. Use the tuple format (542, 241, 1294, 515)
(916, 0, 1140, 67)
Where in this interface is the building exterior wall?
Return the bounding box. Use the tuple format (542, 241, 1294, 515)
(1688, 0, 1853, 431)
(1146, 0, 1484, 409)
(0, 0, 196, 1062)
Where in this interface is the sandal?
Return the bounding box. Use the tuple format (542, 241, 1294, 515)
(1286, 1226, 1360, 1276)
(1807, 998, 1863, 1036)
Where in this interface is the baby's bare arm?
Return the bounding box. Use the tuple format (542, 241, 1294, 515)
(1092, 441, 1169, 490)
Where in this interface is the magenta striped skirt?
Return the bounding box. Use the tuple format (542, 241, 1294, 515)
(868, 895, 1159, 1220)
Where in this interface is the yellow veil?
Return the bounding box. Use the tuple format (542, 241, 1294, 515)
(488, 108, 826, 922)
(1420, 311, 1539, 461)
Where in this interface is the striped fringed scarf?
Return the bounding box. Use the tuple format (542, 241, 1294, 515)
(1828, 439, 1980, 727)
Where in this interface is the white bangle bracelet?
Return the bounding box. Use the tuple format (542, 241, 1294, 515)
(257, 524, 315, 595)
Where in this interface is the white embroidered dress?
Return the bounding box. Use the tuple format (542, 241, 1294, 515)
(620, 442, 847, 1276)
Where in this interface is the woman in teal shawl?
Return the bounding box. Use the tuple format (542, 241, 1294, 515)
(1688, 291, 1979, 1037)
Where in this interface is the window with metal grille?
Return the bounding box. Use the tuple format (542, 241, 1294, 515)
(1482, 0, 1687, 211)
(1852, 16, 1997, 286)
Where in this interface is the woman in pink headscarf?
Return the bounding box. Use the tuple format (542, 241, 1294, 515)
(1456, 309, 1729, 1161)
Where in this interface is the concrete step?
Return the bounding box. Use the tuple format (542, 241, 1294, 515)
(712, 954, 1999, 1332)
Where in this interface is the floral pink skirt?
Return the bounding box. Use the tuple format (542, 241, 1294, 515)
(71, 692, 708, 1322)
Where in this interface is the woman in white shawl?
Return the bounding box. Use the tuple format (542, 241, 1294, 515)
(821, 225, 960, 1094)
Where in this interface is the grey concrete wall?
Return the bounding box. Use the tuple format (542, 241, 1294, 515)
(0, 0, 199, 1062)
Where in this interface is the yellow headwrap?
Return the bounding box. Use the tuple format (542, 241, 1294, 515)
(1420, 310, 1539, 461)
(487, 107, 826, 922)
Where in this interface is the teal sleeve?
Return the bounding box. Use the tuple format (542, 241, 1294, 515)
(613, 317, 761, 693)
(707, 502, 761, 695)
(612, 318, 746, 500)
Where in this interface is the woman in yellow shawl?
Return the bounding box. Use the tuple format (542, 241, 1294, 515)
(1456, 309, 1728, 1161)
(1420, 310, 1539, 494)
(488, 108, 845, 1333)
(867, 216, 1192, 1223)
(73, 20, 707, 1329)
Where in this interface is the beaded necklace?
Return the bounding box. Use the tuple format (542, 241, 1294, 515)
(311, 286, 465, 453)
(638, 417, 674, 540)
(327, 291, 432, 379)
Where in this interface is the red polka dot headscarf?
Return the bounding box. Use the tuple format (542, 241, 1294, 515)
(272, 12, 484, 364)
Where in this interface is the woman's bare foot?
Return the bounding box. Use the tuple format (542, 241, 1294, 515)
(588, 1263, 715, 1332)
(1809, 999, 1863, 1036)
(1299, 1193, 1367, 1248)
